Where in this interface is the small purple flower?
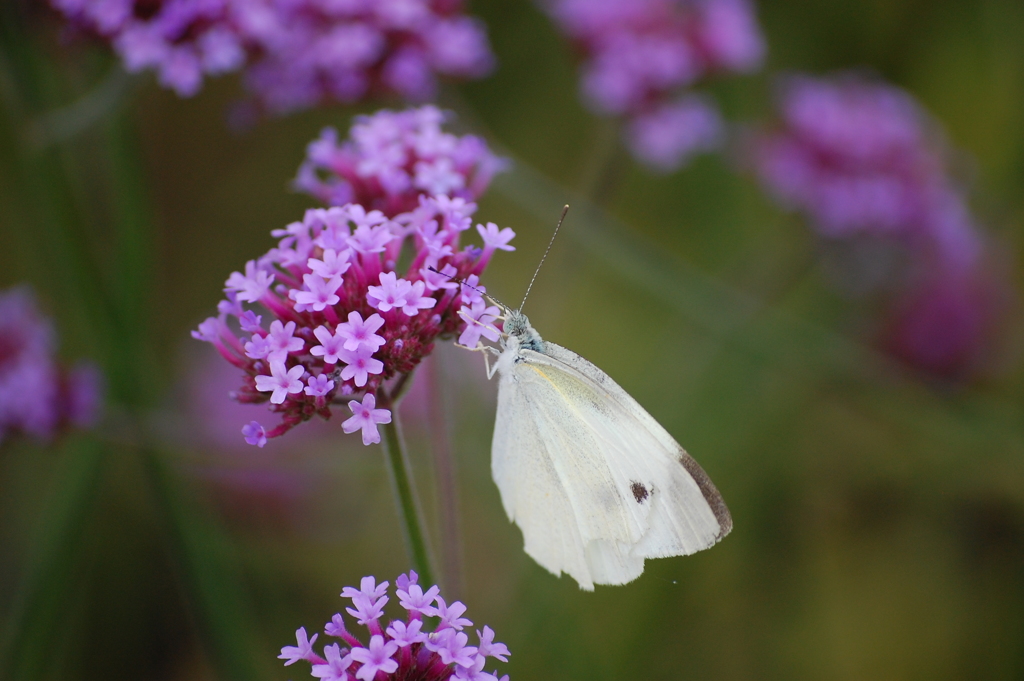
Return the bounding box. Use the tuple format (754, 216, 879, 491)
(291, 274, 344, 312)
(191, 317, 220, 343)
(432, 629, 476, 667)
(432, 597, 473, 631)
(338, 346, 384, 388)
(309, 249, 353, 279)
(349, 635, 399, 681)
(342, 394, 392, 445)
(279, 627, 320, 666)
(457, 302, 501, 348)
(421, 263, 461, 292)
(348, 223, 396, 255)
(266, 320, 305, 360)
(305, 374, 336, 398)
(238, 310, 263, 333)
(397, 581, 441, 616)
(476, 627, 509, 663)
(367, 272, 437, 316)
(225, 260, 274, 303)
(346, 592, 388, 626)
(342, 576, 389, 604)
(325, 614, 347, 639)
(282, 574, 510, 681)
(311, 326, 347, 365)
(244, 333, 272, 360)
(241, 421, 267, 448)
(476, 223, 516, 253)
(386, 619, 426, 647)
(310, 643, 350, 681)
(254, 361, 306, 404)
(337, 311, 387, 352)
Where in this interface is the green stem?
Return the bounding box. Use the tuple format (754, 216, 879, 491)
(378, 380, 436, 588)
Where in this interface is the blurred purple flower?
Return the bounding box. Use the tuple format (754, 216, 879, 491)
(294, 106, 508, 216)
(749, 73, 1008, 379)
(542, 0, 765, 170)
(52, 0, 495, 113)
(282, 571, 510, 681)
(625, 95, 723, 171)
(882, 270, 1009, 381)
(0, 286, 102, 445)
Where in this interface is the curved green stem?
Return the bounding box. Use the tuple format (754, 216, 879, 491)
(378, 379, 436, 588)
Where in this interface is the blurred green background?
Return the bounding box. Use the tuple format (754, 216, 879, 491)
(2, 0, 1024, 679)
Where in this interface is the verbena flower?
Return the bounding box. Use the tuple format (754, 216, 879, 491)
(0, 287, 102, 444)
(294, 106, 507, 216)
(748, 73, 1005, 379)
(749, 74, 978, 259)
(280, 572, 510, 681)
(195, 106, 510, 445)
(52, 0, 495, 113)
(882, 270, 1007, 380)
(192, 199, 513, 446)
(542, 0, 765, 170)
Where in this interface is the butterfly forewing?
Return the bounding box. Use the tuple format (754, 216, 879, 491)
(491, 341, 731, 590)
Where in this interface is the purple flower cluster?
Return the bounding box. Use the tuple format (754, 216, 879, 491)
(280, 572, 510, 681)
(194, 107, 511, 446)
(52, 0, 495, 112)
(193, 158, 512, 446)
(295, 106, 507, 216)
(749, 75, 978, 261)
(543, 0, 765, 170)
(883, 272, 1006, 379)
(749, 74, 1004, 379)
(0, 287, 102, 444)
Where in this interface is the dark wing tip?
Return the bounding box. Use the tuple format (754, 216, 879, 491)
(679, 451, 733, 538)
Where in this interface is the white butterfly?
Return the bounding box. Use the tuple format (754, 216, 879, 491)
(461, 214, 732, 590)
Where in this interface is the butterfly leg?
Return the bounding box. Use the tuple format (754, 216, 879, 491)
(455, 341, 501, 378)
(483, 345, 501, 379)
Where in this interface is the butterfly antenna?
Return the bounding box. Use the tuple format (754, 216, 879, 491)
(519, 204, 569, 312)
(426, 266, 511, 312)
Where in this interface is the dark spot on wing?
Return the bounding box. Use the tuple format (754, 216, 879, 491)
(630, 481, 649, 503)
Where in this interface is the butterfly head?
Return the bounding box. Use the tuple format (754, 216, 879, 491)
(503, 308, 545, 353)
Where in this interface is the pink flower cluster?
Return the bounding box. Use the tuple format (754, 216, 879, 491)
(749, 75, 979, 262)
(51, 0, 495, 112)
(295, 106, 508, 216)
(192, 197, 513, 447)
(749, 74, 1006, 379)
(544, 0, 765, 170)
(280, 572, 510, 681)
(0, 287, 102, 444)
